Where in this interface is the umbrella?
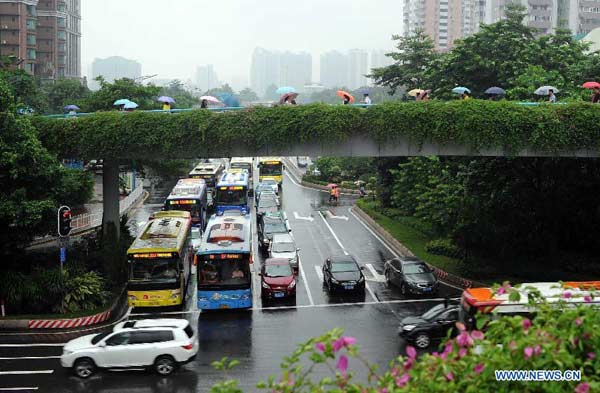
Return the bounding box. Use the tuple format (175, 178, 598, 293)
(485, 86, 506, 95)
(408, 89, 424, 97)
(276, 86, 297, 95)
(279, 92, 299, 104)
(534, 86, 559, 95)
(123, 101, 138, 109)
(200, 96, 222, 104)
(582, 81, 600, 89)
(218, 93, 240, 107)
(157, 96, 175, 104)
(452, 86, 471, 94)
(64, 104, 80, 111)
(336, 90, 355, 103)
(327, 183, 338, 188)
(113, 99, 130, 106)
(354, 180, 365, 185)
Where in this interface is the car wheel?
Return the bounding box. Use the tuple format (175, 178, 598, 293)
(154, 355, 177, 376)
(414, 333, 431, 349)
(73, 358, 96, 379)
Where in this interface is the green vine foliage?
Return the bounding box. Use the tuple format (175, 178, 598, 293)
(31, 102, 600, 160)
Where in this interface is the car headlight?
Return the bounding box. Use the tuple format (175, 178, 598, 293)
(330, 277, 340, 284)
(288, 280, 296, 289)
(262, 281, 270, 289)
(402, 325, 416, 331)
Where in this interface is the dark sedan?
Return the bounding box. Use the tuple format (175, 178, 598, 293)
(384, 257, 439, 296)
(322, 255, 365, 293)
(398, 303, 459, 349)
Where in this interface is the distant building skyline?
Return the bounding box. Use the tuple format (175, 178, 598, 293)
(89, 55, 141, 90)
(194, 64, 220, 92)
(250, 48, 312, 98)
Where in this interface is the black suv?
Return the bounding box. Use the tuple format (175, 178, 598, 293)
(384, 257, 439, 296)
(257, 212, 290, 253)
(398, 302, 459, 349)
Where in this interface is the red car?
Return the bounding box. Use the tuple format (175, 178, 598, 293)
(260, 258, 296, 299)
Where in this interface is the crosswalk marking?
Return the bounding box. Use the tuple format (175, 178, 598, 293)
(0, 388, 39, 391)
(0, 370, 53, 375)
(314, 265, 324, 282)
(365, 263, 386, 283)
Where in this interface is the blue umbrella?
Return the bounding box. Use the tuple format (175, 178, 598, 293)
(157, 96, 175, 104)
(123, 101, 138, 109)
(452, 86, 471, 94)
(113, 99, 130, 106)
(64, 104, 80, 111)
(276, 86, 296, 95)
(485, 87, 506, 95)
(217, 93, 240, 107)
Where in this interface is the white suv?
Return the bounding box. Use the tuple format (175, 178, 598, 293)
(61, 318, 198, 378)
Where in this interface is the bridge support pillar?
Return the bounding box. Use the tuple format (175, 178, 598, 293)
(102, 158, 120, 241)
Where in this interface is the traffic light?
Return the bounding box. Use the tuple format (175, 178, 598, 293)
(58, 206, 72, 237)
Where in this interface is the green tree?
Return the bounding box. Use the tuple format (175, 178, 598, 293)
(84, 77, 161, 112)
(237, 88, 259, 104)
(369, 30, 438, 94)
(203, 83, 234, 97)
(507, 65, 565, 100)
(43, 78, 90, 114)
(159, 80, 199, 109)
(0, 68, 48, 112)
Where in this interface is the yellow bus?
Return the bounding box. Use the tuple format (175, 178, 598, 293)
(127, 211, 193, 308)
(258, 157, 283, 185)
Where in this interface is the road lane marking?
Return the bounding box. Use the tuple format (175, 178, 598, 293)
(348, 208, 464, 292)
(0, 370, 53, 375)
(0, 388, 39, 391)
(365, 282, 379, 303)
(365, 263, 386, 282)
(293, 211, 314, 222)
(298, 258, 314, 306)
(326, 210, 348, 220)
(318, 211, 348, 255)
(0, 356, 60, 360)
(0, 344, 63, 347)
(314, 265, 324, 282)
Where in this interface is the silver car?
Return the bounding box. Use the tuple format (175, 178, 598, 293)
(269, 233, 299, 271)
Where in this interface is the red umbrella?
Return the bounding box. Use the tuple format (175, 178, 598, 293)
(582, 81, 600, 89)
(327, 183, 338, 188)
(279, 92, 299, 104)
(336, 90, 355, 103)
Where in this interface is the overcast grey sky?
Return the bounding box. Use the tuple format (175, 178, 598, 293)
(82, 0, 403, 85)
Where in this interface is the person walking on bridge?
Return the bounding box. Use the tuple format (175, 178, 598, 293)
(592, 87, 600, 104)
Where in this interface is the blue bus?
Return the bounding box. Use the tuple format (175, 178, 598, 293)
(164, 178, 209, 229)
(215, 171, 250, 215)
(196, 213, 253, 309)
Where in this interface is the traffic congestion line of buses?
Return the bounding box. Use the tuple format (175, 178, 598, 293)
(125, 155, 599, 333)
(126, 157, 285, 310)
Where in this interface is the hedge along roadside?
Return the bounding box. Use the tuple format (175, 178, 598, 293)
(31, 101, 600, 160)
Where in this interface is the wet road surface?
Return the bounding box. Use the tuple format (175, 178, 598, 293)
(0, 160, 461, 392)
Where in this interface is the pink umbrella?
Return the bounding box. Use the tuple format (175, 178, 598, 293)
(582, 81, 600, 89)
(279, 92, 299, 104)
(327, 183, 338, 188)
(200, 96, 223, 105)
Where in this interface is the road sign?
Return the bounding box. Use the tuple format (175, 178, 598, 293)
(60, 247, 66, 264)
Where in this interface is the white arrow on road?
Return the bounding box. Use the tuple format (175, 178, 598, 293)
(365, 263, 386, 283)
(325, 210, 349, 221)
(294, 212, 314, 222)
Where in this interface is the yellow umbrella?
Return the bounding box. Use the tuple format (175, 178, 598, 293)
(408, 89, 424, 97)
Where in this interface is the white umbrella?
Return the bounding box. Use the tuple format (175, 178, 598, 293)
(534, 86, 559, 95)
(200, 96, 222, 104)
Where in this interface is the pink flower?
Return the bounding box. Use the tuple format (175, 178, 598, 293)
(575, 382, 590, 393)
(563, 291, 572, 299)
(534, 345, 541, 356)
(444, 342, 454, 354)
(524, 346, 534, 359)
(509, 341, 517, 350)
(336, 355, 348, 375)
(391, 366, 400, 377)
(584, 295, 592, 303)
(445, 372, 454, 381)
(406, 345, 417, 359)
(496, 286, 507, 295)
(471, 330, 484, 340)
(575, 318, 583, 326)
(474, 363, 485, 374)
(522, 318, 532, 331)
(588, 352, 596, 360)
(432, 352, 439, 357)
(458, 347, 468, 358)
(456, 332, 474, 347)
(315, 342, 326, 352)
(333, 336, 357, 352)
(395, 374, 410, 388)
(342, 336, 357, 346)
(403, 358, 414, 371)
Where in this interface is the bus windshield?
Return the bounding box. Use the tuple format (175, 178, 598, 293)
(165, 199, 200, 219)
(216, 188, 247, 205)
(198, 256, 251, 288)
(261, 163, 282, 176)
(231, 163, 252, 175)
(130, 258, 179, 282)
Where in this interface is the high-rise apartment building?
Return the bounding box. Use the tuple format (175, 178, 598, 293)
(348, 49, 368, 89)
(195, 64, 220, 92)
(90, 56, 141, 90)
(320, 50, 349, 88)
(250, 47, 312, 98)
(0, 0, 81, 79)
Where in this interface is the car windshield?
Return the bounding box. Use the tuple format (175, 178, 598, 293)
(273, 241, 295, 253)
(422, 304, 446, 321)
(258, 198, 277, 208)
(404, 263, 431, 274)
(265, 263, 292, 277)
(265, 222, 286, 233)
(331, 261, 358, 273)
(262, 178, 278, 184)
(91, 331, 111, 345)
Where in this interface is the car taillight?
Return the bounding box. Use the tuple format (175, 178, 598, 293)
(182, 343, 193, 350)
